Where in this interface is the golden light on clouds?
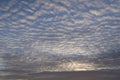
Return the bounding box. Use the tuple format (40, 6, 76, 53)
(58, 61, 97, 71)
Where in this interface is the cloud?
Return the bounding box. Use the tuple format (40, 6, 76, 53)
(0, 0, 120, 72)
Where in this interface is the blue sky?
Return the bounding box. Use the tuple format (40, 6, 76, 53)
(0, 0, 120, 72)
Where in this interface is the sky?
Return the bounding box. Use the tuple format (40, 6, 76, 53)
(0, 0, 120, 72)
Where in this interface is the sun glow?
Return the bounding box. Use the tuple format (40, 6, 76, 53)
(58, 61, 97, 71)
